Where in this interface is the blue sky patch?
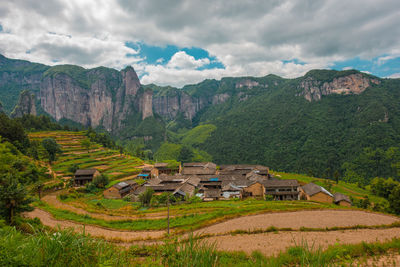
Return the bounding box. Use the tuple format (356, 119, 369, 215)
(125, 42, 224, 69)
(0, 24, 3, 32)
(282, 58, 306, 65)
(331, 56, 400, 78)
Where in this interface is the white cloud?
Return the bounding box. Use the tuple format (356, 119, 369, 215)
(388, 73, 400, 78)
(361, 70, 372, 74)
(342, 67, 353, 70)
(0, 0, 399, 87)
(167, 51, 210, 69)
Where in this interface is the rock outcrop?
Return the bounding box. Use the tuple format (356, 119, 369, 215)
(299, 73, 381, 101)
(39, 66, 144, 131)
(10, 90, 37, 118)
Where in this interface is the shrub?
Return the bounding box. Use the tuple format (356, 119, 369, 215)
(139, 188, 154, 207)
(93, 174, 109, 189)
(59, 193, 68, 201)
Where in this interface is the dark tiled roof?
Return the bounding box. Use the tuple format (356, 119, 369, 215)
(222, 183, 243, 192)
(75, 169, 98, 176)
(301, 183, 333, 197)
(113, 182, 130, 190)
(263, 179, 299, 187)
(334, 193, 351, 203)
(132, 185, 146, 195)
(147, 183, 182, 191)
(183, 162, 215, 167)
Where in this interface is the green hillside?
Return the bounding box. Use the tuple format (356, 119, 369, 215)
(28, 131, 144, 182)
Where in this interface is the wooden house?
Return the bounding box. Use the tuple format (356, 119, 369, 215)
(334, 193, 352, 206)
(173, 182, 196, 199)
(182, 162, 217, 176)
(199, 177, 222, 201)
(103, 181, 134, 199)
(151, 163, 180, 177)
(300, 183, 333, 203)
(74, 169, 100, 186)
(263, 179, 299, 200)
(222, 183, 242, 199)
(137, 167, 152, 179)
(241, 181, 265, 199)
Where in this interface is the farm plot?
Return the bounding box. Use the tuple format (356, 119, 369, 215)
(28, 131, 144, 181)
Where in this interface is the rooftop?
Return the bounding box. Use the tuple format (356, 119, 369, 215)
(301, 182, 333, 197)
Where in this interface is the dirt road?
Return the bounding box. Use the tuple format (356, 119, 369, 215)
(204, 228, 400, 256)
(26, 208, 165, 242)
(196, 210, 399, 235)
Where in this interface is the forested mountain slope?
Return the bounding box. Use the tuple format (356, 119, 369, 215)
(1, 54, 400, 182)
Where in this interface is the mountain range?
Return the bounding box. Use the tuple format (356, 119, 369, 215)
(1, 54, 400, 179)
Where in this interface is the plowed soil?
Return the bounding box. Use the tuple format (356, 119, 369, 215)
(196, 210, 399, 235)
(204, 228, 400, 256)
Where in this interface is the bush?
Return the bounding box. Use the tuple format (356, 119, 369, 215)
(265, 195, 274, 201)
(93, 174, 109, 189)
(59, 194, 68, 201)
(139, 188, 154, 207)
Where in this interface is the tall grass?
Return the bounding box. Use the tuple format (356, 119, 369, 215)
(0, 225, 131, 266)
(161, 234, 218, 267)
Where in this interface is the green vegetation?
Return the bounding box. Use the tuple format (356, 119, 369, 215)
(42, 138, 62, 163)
(29, 131, 143, 181)
(0, 136, 46, 223)
(2, 221, 400, 266)
(37, 199, 342, 231)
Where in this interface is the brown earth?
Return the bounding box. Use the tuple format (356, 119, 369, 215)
(26, 208, 165, 241)
(196, 210, 399, 235)
(204, 228, 400, 257)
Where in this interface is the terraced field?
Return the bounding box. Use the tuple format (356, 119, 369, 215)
(29, 131, 144, 182)
(25, 131, 400, 260)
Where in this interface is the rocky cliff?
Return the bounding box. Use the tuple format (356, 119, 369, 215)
(39, 65, 146, 132)
(298, 73, 381, 101)
(0, 55, 387, 137)
(10, 90, 37, 118)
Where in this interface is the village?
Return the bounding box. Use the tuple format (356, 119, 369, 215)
(74, 162, 352, 206)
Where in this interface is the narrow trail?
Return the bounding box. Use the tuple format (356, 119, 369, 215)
(25, 208, 165, 242)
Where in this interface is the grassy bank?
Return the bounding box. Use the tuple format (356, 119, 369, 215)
(2, 222, 400, 266)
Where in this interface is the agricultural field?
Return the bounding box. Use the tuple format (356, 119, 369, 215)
(23, 131, 400, 265)
(28, 131, 144, 182)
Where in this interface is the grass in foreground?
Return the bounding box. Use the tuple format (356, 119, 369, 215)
(2, 221, 400, 267)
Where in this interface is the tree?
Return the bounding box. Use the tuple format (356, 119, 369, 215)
(42, 138, 61, 164)
(139, 188, 154, 207)
(33, 181, 44, 200)
(333, 170, 340, 184)
(80, 138, 92, 153)
(92, 174, 109, 189)
(67, 164, 80, 175)
(0, 175, 33, 224)
(178, 146, 194, 163)
(389, 185, 400, 214)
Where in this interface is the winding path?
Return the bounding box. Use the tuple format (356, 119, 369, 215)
(26, 209, 165, 241)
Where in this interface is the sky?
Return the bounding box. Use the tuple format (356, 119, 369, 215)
(0, 0, 400, 87)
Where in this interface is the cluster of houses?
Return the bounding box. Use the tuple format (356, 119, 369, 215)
(74, 162, 352, 206)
